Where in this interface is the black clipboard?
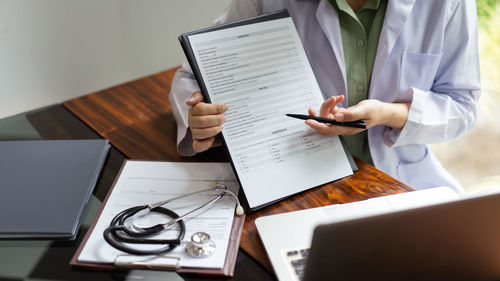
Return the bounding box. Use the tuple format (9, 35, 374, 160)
(178, 10, 357, 212)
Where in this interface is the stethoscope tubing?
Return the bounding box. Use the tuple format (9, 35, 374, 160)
(103, 206, 186, 255)
(102, 185, 241, 256)
(148, 186, 238, 209)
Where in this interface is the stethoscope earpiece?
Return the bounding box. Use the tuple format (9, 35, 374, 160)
(235, 205, 244, 216)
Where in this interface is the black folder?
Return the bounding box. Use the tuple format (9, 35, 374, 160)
(0, 140, 110, 240)
(178, 10, 356, 212)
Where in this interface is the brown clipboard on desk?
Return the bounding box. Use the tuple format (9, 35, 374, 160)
(70, 160, 245, 277)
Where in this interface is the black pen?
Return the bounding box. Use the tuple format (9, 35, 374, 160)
(286, 114, 367, 129)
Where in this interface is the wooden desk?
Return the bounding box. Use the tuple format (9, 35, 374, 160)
(63, 66, 412, 271)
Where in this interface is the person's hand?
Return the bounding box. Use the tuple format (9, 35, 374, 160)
(187, 91, 228, 153)
(305, 95, 410, 136)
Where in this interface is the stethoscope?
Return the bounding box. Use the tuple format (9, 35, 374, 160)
(103, 182, 244, 258)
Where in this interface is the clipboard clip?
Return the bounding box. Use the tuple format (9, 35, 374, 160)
(114, 254, 180, 270)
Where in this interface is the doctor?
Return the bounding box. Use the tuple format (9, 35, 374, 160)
(170, 0, 481, 193)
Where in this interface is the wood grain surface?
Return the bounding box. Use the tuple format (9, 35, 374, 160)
(63, 66, 413, 271)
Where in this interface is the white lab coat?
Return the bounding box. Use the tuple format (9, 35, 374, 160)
(169, 0, 481, 193)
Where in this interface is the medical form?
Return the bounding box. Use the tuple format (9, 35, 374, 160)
(180, 10, 354, 210)
(77, 161, 240, 270)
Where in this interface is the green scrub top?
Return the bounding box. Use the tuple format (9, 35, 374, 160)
(329, 0, 387, 165)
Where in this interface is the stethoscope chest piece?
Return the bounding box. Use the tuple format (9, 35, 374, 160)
(185, 232, 216, 258)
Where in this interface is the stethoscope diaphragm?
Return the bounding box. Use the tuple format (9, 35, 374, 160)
(185, 232, 217, 258)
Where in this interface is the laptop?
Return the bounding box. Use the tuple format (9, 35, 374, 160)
(256, 187, 500, 280)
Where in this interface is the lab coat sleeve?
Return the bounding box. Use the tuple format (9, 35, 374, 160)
(383, 0, 481, 147)
(169, 0, 262, 156)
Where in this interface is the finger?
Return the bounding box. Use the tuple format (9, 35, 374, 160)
(332, 107, 347, 121)
(191, 103, 228, 116)
(186, 91, 204, 106)
(319, 97, 334, 117)
(191, 125, 224, 140)
(308, 108, 317, 116)
(335, 105, 364, 122)
(189, 114, 226, 128)
(306, 119, 363, 136)
(193, 137, 215, 153)
(329, 95, 345, 113)
(305, 119, 338, 136)
(336, 95, 345, 103)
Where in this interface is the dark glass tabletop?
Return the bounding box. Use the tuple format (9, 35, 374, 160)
(0, 104, 274, 281)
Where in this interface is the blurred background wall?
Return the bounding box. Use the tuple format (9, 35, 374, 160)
(0, 0, 231, 119)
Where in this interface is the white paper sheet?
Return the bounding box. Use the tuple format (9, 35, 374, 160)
(78, 161, 239, 269)
(188, 17, 353, 208)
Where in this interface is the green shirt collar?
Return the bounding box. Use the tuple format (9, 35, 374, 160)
(332, 0, 381, 18)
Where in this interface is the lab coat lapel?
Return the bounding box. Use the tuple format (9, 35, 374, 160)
(315, 0, 347, 97)
(370, 0, 415, 96)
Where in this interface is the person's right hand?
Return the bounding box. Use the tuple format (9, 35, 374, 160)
(187, 91, 228, 153)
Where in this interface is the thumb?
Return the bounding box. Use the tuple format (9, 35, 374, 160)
(186, 91, 204, 106)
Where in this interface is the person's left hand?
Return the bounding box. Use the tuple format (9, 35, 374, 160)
(305, 95, 410, 136)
